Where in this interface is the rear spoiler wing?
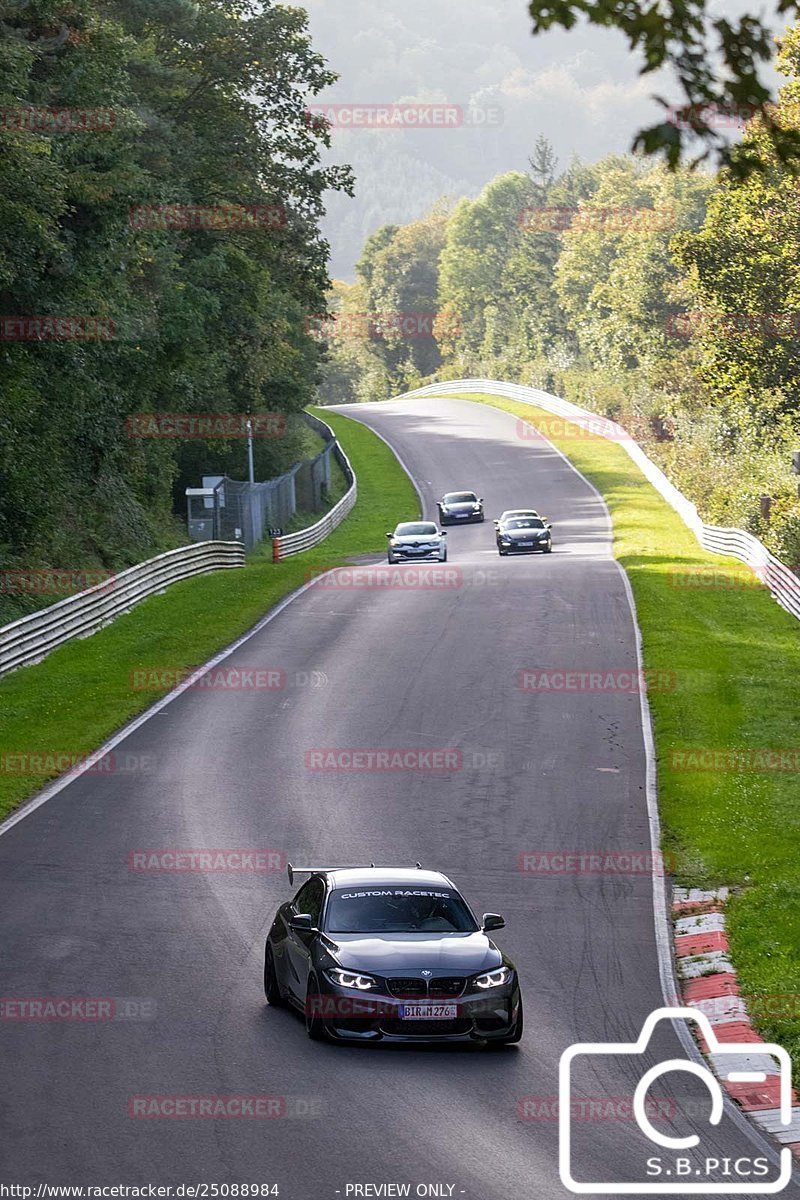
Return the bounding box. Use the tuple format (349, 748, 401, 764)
(287, 861, 423, 886)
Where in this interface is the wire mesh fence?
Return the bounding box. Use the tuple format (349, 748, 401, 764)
(186, 413, 340, 552)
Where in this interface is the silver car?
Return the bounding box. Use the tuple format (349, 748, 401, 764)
(493, 508, 539, 528)
(386, 521, 448, 564)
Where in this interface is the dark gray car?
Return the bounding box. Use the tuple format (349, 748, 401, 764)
(497, 515, 552, 555)
(437, 491, 484, 525)
(264, 865, 523, 1045)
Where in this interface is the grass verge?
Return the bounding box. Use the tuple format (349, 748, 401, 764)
(442, 391, 800, 1064)
(0, 407, 417, 823)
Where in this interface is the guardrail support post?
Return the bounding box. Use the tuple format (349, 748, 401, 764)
(272, 538, 281, 564)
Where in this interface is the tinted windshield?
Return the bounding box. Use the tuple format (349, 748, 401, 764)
(444, 492, 476, 504)
(395, 523, 437, 536)
(325, 886, 479, 934)
(502, 511, 537, 521)
(509, 518, 544, 530)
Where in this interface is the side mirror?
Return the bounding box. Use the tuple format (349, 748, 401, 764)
(385, 532, 393, 538)
(546, 522, 552, 530)
(482, 913, 505, 932)
(290, 913, 315, 933)
(478, 498, 484, 504)
(440, 530, 447, 536)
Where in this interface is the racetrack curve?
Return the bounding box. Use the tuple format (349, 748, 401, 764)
(1, 397, 794, 1199)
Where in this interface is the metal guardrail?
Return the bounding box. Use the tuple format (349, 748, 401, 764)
(272, 416, 357, 561)
(0, 541, 245, 679)
(396, 378, 800, 623)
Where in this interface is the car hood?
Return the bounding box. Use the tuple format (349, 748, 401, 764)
(443, 502, 478, 511)
(393, 534, 440, 544)
(503, 527, 546, 539)
(324, 931, 502, 974)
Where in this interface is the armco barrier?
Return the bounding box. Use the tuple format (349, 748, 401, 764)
(395, 379, 800, 622)
(271, 416, 356, 561)
(0, 542, 245, 679)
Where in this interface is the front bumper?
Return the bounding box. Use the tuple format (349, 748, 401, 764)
(441, 512, 483, 525)
(389, 548, 445, 561)
(498, 540, 550, 553)
(308, 981, 520, 1043)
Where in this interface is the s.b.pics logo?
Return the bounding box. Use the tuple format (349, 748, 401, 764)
(559, 1008, 792, 1193)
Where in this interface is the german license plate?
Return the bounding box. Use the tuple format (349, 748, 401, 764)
(399, 1004, 457, 1020)
(519, 541, 533, 547)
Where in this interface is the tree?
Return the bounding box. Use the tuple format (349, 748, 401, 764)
(438, 172, 536, 369)
(0, 0, 351, 607)
(555, 158, 711, 371)
(503, 152, 598, 364)
(673, 25, 800, 422)
(527, 0, 800, 176)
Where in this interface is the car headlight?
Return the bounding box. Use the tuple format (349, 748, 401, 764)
(327, 968, 378, 991)
(474, 967, 512, 990)
(500, 538, 511, 545)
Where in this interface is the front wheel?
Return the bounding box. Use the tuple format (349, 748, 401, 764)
(439, 549, 448, 563)
(264, 945, 285, 1006)
(498, 548, 508, 557)
(387, 553, 397, 564)
(543, 542, 552, 554)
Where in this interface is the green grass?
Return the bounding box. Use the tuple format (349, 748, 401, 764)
(442, 391, 800, 1063)
(0, 407, 417, 822)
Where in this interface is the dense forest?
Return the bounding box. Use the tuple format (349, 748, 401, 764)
(319, 27, 800, 568)
(0, 0, 350, 621)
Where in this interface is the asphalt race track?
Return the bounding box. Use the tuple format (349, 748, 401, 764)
(1, 397, 795, 1199)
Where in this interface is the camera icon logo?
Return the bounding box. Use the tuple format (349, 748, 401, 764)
(559, 1006, 793, 1194)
